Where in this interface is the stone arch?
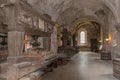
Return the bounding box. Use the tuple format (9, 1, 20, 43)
(102, 0, 119, 23)
(56, 7, 81, 26)
(70, 16, 102, 34)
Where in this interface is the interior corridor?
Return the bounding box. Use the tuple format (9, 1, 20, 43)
(1, 0, 120, 80)
(41, 52, 118, 80)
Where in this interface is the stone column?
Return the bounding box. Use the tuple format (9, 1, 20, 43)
(73, 34, 76, 47)
(115, 23, 120, 51)
(107, 23, 120, 59)
(43, 37, 51, 51)
(8, 31, 24, 57)
(102, 32, 106, 51)
(62, 28, 69, 47)
(43, 22, 52, 51)
(6, 0, 25, 59)
(51, 27, 57, 53)
(115, 23, 120, 32)
(7, 31, 24, 63)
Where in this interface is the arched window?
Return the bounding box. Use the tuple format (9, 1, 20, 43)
(80, 31, 86, 45)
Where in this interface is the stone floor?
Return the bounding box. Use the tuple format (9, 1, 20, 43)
(41, 52, 118, 80)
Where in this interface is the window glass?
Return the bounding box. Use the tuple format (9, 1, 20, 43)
(80, 31, 86, 44)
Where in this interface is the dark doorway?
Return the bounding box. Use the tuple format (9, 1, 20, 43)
(90, 39, 98, 52)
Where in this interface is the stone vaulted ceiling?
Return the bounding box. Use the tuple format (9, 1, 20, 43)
(29, 0, 104, 17)
(0, 0, 119, 27)
(0, 0, 116, 29)
(26, 0, 111, 27)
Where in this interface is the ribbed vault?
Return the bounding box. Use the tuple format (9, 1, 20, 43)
(22, 0, 116, 28)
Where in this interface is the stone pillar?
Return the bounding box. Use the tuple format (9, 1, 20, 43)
(7, 31, 24, 63)
(43, 22, 52, 51)
(48, 37, 51, 51)
(6, 0, 24, 58)
(6, 31, 24, 80)
(73, 34, 76, 47)
(115, 23, 120, 32)
(102, 32, 106, 51)
(62, 28, 69, 47)
(51, 27, 57, 53)
(43, 37, 51, 51)
(112, 23, 120, 58)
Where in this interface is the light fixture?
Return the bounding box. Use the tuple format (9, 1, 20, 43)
(99, 40, 102, 43)
(106, 38, 109, 41)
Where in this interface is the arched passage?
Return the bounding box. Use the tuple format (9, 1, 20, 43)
(70, 18, 101, 51)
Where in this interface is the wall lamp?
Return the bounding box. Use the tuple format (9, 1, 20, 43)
(105, 38, 109, 42)
(99, 40, 102, 43)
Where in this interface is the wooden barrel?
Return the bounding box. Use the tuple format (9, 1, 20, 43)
(100, 51, 111, 60)
(113, 58, 120, 79)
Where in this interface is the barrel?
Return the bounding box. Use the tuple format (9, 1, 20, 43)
(113, 58, 120, 79)
(100, 51, 111, 60)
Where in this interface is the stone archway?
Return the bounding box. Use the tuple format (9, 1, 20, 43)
(70, 17, 101, 51)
